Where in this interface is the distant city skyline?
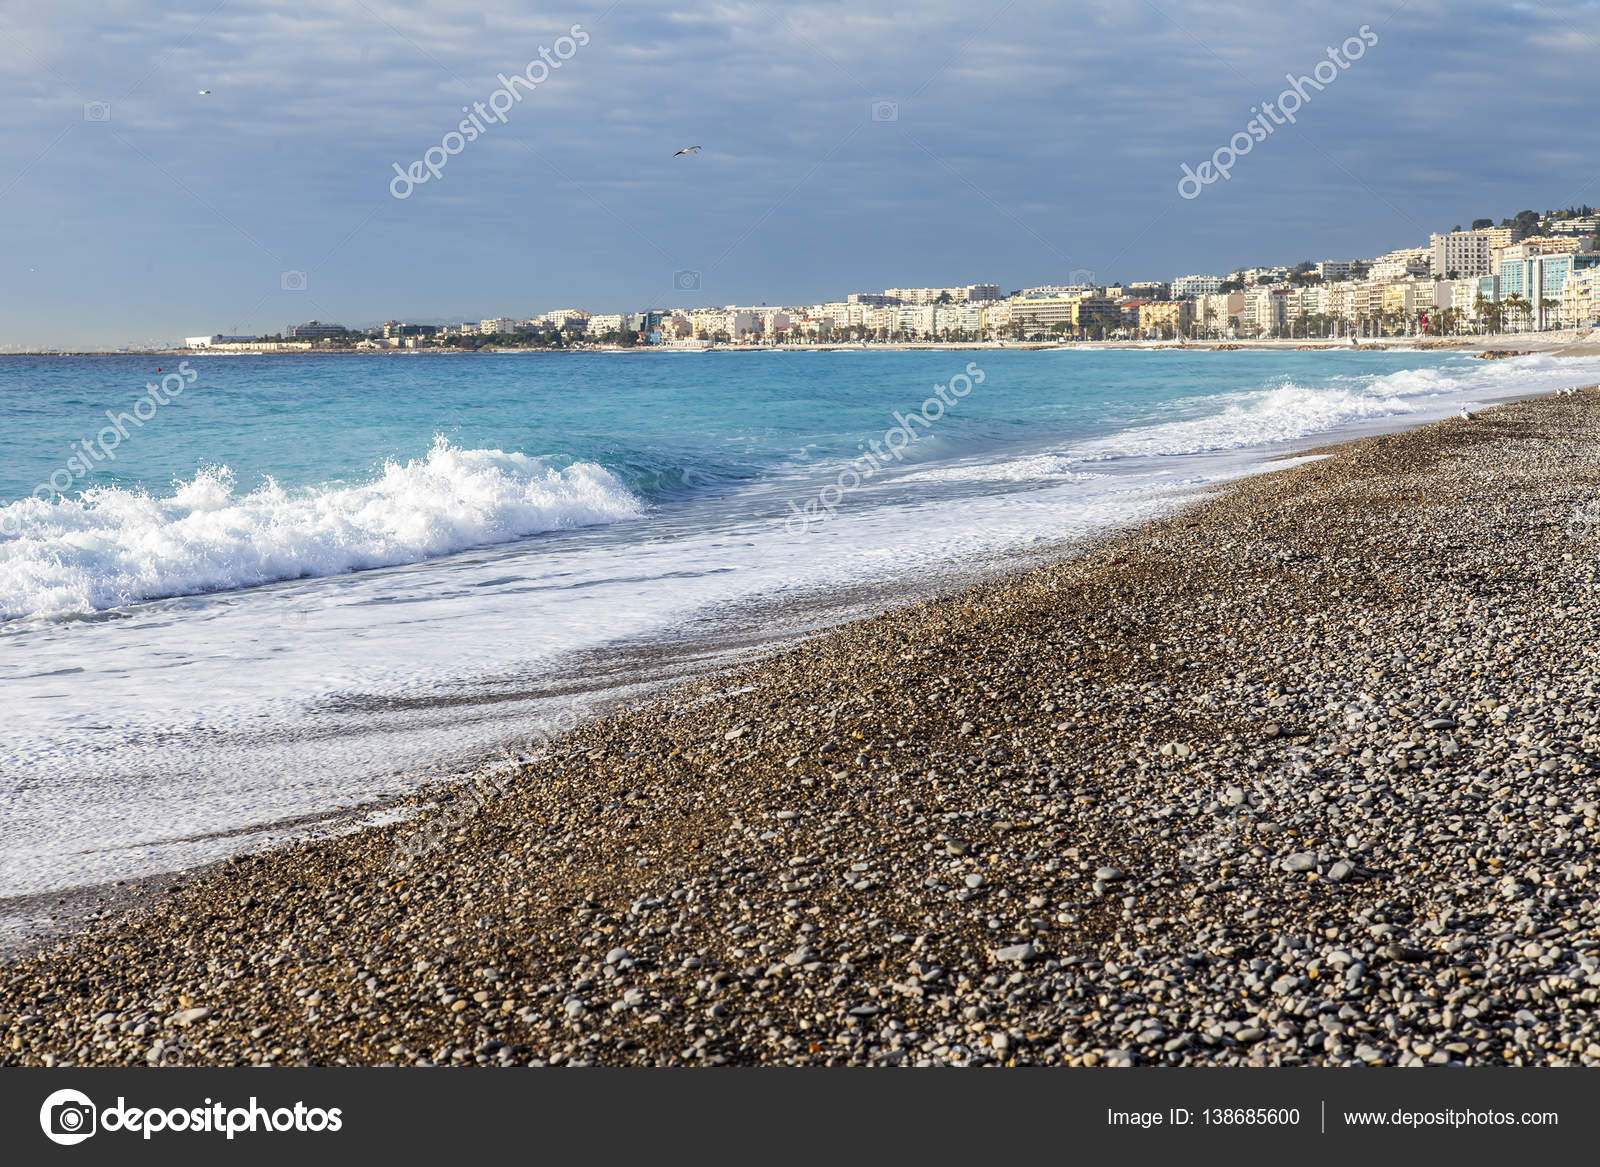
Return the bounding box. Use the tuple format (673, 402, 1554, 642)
(1, 1, 1597, 348)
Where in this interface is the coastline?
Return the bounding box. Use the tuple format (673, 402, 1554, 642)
(8, 327, 1595, 358)
(8, 380, 1600, 1066)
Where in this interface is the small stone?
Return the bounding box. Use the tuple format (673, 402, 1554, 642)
(1222, 785, 1246, 807)
(964, 873, 985, 889)
(1327, 860, 1354, 882)
(605, 946, 631, 965)
(1094, 866, 1125, 882)
(169, 1008, 212, 1027)
(1283, 853, 1317, 873)
(993, 943, 1038, 963)
(1382, 943, 1427, 963)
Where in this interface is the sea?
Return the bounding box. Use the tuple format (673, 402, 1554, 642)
(3, 346, 1596, 938)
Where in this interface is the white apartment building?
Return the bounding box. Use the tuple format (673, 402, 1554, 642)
(585, 314, 626, 334)
(881, 284, 1001, 306)
(1282, 284, 1329, 321)
(982, 301, 1013, 334)
(1317, 260, 1352, 281)
(691, 309, 759, 338)
(1430, 229, 1509, 279)
(1562, 267, 1600, 327)
(1547, 215, 1598, 237)
(1023, 284, 1097, 299)
(1386, 279, 1448, 316)
(933, 303, 986, 336)
(815, 302, 866, 330)
(1242, 286, 1288, 334)
(1368, 247, 1432, 281)
(1193, 292, 1244, 333)
(892, 305, 937, 335)
(538, 309, 589, 329)
(1238, 266, 1292, 285)
(479, 317, 516, 334)
(1172, 274, 1224, 298)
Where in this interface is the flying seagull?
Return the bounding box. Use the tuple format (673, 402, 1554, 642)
(197, 89, 211, 95)
(672, 145, 701, 157)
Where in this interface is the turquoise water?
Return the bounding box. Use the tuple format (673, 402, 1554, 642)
(0, 348, 1499, 509)
(4, 345, 1597, 919)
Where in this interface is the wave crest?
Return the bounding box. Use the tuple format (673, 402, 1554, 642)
(0, 438, 643, 619)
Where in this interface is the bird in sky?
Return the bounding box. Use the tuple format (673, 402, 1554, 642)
(197, 89, 211, 95)
(672, 145, 701, 157)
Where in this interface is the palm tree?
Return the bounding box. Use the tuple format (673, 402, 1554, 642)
(1503, 294, 1529, 333)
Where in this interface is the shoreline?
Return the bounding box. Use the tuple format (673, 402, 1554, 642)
(6, 329, 1596, 358)
(8, 382, 1600, 1065)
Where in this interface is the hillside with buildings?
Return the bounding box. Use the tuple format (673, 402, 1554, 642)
(186, 208, 1599, 351)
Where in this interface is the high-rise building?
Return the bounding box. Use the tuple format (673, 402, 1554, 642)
(1430, 228, 1510, 279)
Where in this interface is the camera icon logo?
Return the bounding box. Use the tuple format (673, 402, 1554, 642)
(83, 102, 111, 122)
(281, 270, 308, 292)
(1068, 268, 1098, 287)
(673, 269, 701, 292)
(870, 100, 898, 122)
(40, 1088, 97, 1146)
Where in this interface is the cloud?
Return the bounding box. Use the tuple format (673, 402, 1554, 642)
(0, 0, 1596, 346)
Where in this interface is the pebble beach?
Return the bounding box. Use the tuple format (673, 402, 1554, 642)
(8, 382, 1600, 1068)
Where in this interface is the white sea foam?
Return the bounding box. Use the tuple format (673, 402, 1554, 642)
(899, 454, 1110, 483)
(0, 438, 644, 619)
(1073, 353, 1600, 461)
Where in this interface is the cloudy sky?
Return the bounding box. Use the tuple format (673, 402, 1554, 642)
(0, 0, 1595, 348)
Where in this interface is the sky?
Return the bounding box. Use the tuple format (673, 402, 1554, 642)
(0, 0, 1596, 349)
